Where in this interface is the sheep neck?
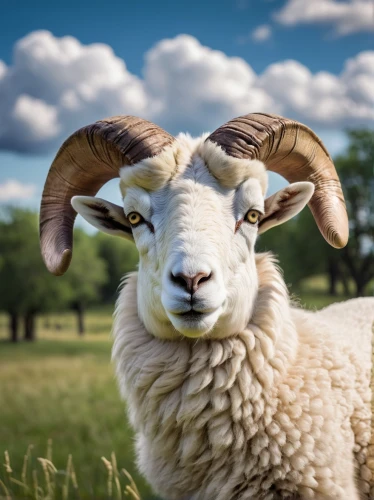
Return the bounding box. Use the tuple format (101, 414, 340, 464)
(113, 251, 298, 425)
(112, 253, 299, 497)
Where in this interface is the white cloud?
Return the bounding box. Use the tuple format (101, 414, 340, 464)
(0, 180, 37, 201)
(275, 0, 374, 36)
(12, 95, 60, 141)
(251, 25, 272, 42)
(0, 31, 373, 154)
(143, 35, 272, 133)
(0, 30, 148, 153)
(259, 52, 374, 124)
(0, 60, 6, 80)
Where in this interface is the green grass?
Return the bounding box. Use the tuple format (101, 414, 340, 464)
(0, 331, 160, 500)
(292, 274, 352, 310)
(0, 277, 357, 499)
(1, 446, 142, 500)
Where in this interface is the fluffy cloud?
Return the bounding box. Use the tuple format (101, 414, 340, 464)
(0, 180, 37, 201)
(0, 31, 148, 153)
(275, 0, 374, 36)
(143, 35, 272, 133)
(0, 61, 6, 80)
(0, 31, 373, 154)
(259, 52, 374, 124)
(251, 25, 272, 42)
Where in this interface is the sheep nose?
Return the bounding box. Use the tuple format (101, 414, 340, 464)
(171, 271, 212, 294)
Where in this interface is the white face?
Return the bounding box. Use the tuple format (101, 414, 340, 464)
(124, 163, 264, 339)
(72, 139, 314, 340)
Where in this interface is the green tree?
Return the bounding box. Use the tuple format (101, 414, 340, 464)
(335, 130, 374, 296)
(256, 209, 326, 290)
(61, 229, 108, 335)
(94, 232, 138, 303)
(0, 210, 108, 341)
(258, 129, 374, 297)
(0, 208, 71, 341)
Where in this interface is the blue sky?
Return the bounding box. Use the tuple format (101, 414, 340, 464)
(0, 0, 373, 219)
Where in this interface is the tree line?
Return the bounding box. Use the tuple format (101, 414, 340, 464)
(258, 129, 373, 297)
(0, 210, 138, 342)
(0, 129, 372, 342)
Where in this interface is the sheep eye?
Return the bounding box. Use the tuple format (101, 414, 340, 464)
(245, 209, 260, 225)
(128, 212, 144, 226)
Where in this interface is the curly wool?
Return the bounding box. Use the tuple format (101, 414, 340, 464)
(112, 253, 373, 500)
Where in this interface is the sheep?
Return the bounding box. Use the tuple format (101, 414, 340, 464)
(39, 113, 374, 499)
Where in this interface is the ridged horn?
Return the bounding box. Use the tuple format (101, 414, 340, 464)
(206, 113, 348, 248)
(40, 116, 174, 276)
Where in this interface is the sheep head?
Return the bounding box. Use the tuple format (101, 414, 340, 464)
(40, 114, 348, 339)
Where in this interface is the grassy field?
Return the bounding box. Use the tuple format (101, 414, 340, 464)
(0, 278, 358, 499)
(292, 274, 352, 310)
(0, 323, 160, 500)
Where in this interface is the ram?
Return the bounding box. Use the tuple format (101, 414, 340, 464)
(40, 114, 374, 500)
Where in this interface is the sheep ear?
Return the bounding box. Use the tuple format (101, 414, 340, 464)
(71, 196, 133, 241)
(258, 182, 315, 234)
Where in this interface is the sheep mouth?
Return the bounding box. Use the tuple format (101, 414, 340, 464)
(167, 306, 223, 338)
(178, 310, 205, 320)
(179, 309, 206, 316)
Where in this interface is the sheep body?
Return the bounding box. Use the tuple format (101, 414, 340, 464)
(40, 111, 372, 498)
(113, 254, 374, 500)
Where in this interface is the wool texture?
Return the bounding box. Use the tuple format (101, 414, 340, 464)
(112, 253, 374, 500)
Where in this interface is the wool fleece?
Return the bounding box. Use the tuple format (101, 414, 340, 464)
(113, 254, 374, 500)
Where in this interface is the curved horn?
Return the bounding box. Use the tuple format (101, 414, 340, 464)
(40, 116, 174, 275)
(206, 113, 348, 248)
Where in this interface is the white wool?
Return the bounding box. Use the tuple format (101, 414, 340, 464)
(113, 254, 374, 500)
(197, 139, 268, 192)
(118, 142, 267, 341)
(119, 135, 268, 193)
(314, 297, 374, 369)
(73, 133, 374, 498)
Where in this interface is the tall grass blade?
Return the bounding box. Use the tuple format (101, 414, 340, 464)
(101, 456, 113, 497)
(22, 444, 33, 485)
(122, 469, 141, 500)
(111, 452, 122, 500)
(3, 451, 12, 474)
(62, 454, 72, 500)
(0, 478, 11, 500)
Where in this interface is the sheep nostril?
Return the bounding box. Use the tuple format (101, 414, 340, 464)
(171, 271, 212, 294)
(192, 272, 212, 293)
(196, 272, 212, 286)
(170, 272, 190, 290)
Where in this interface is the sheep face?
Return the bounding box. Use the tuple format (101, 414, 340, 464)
(125, 165, 263, 340)
(72, 136, 314, 340)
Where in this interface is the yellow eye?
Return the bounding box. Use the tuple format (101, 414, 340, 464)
(128, 212, 143, 225)
(245, 210, 260, 224)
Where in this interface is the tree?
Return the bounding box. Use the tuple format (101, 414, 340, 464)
(0, 209, 108, 340)
(95, 232, 139, 303)
(257, 129, 374, 297)
(256, 209, 326, 290)
(60, 229, 107, 335)
(0, 208, 71, 341)
(335, 130, 374, 296)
